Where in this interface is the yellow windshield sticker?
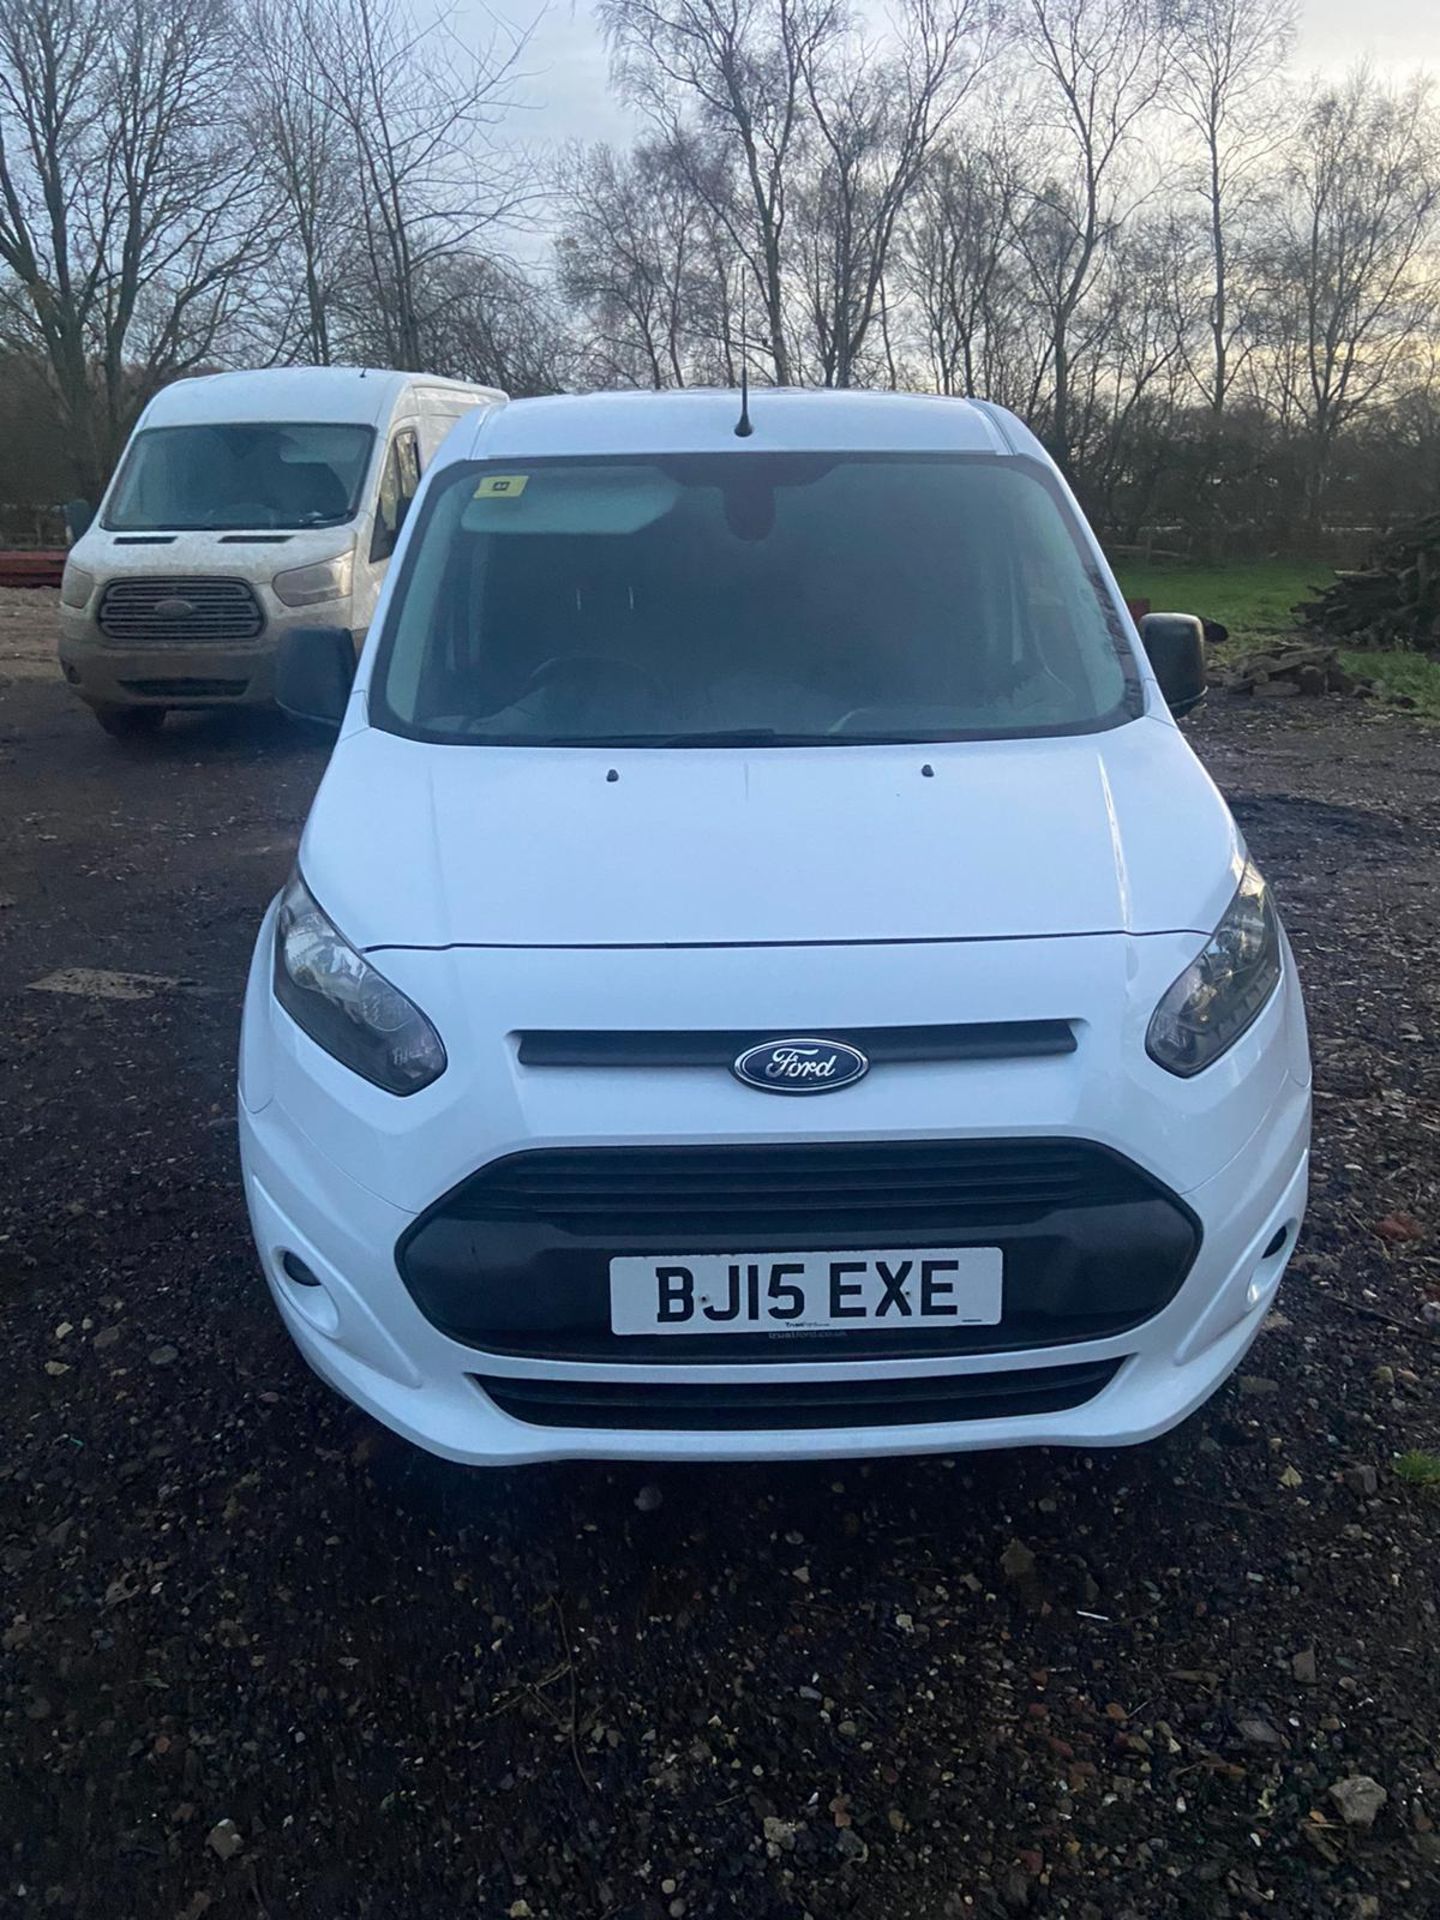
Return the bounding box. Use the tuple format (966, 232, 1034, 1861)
(474, 474, 529, 499)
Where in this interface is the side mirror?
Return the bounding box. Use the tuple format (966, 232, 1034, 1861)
(63, 498, 94, 543)
(275, 625, 356, 729)
(1138, 612, 1207, 719)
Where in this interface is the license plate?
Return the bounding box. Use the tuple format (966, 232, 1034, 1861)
(609, 1248, 1003, 1336)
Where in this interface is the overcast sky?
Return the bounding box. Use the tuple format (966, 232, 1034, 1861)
(496, 0, 1439, 154)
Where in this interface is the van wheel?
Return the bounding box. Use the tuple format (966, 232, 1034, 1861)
(93, 705, 165, 739)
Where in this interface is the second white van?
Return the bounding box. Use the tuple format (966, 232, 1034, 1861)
(58, 366, 504, 737)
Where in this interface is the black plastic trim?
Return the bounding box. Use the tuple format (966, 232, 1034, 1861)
(516, 1021, 1077, 1068)
(119, 677, 249, 698)
(473, 1357, 1124, 1431)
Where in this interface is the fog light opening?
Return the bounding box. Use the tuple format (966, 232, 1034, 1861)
(1246, 1220, 1297, 1311)
(276, 1250, 341, 1336)
(281, 1250, 323, 1288)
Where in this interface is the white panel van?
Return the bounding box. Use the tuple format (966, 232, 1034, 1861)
(236, 388, 1311, 1468)
(57, 366, 504, 737)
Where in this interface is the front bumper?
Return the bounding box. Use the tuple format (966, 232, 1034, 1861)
(58, 626, 278, 708)
(238, 903, 1311, 1465)
(239, 1071, 1310, 1468)
(57, 586, 351, 710)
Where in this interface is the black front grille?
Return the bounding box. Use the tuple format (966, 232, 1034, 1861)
(398, 1140, 1200, 1363)
(98, 576, 264, 646)
(474, 1358, 1124, 1431)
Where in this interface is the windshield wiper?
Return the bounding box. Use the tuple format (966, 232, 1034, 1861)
(569, 728, 840, 748)
(653, 727, 795, 746)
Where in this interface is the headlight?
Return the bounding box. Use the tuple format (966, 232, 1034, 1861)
(61, 564, 95, 609)
(273, 872, 445, 1094)
(1146, 859, 1283, 1077)
(272, 550, 354, 609)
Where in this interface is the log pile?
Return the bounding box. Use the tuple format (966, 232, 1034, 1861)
(1221, 642, 1368, 698)
(1295, 511, 1440, 652)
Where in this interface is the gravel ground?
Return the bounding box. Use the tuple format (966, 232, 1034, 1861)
(2, 588, 1439, 1920)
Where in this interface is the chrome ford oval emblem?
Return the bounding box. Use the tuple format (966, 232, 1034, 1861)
(732, 1037, 869, 1095)
(153, 596, 195, 619)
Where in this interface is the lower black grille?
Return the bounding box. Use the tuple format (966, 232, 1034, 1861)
(120, 677, 249, 698)
(474, 1358, 1124, 1431)
(98, 576, 264, 645)
(434, 1139, 1151, 1232)
(399, 1139, 1199, 1363)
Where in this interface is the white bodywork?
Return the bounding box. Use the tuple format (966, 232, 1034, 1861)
(59, 366, 504, 713)
(238, 389, 1312, 1465)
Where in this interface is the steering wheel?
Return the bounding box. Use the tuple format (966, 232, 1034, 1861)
(520, 654, 663, 700)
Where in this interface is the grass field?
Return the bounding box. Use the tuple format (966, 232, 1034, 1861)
(1112, 557, 1440, 720)
(1112, 558, 1321, 645)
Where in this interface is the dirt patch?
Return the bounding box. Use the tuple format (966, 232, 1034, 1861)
(2, 622, 1439, 1918)
(0, 585, 65, 683)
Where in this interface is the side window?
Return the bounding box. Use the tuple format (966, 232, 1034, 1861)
(370, 427, 422, 563)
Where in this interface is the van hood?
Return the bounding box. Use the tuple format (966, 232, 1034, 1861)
(302, 717, 1243, 951)
(72, 524, 356, 575)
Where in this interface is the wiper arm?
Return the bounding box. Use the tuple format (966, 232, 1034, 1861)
(649, 728, 793, 746)
(489, 729, 850, 748)
(591, 728, 852, 747)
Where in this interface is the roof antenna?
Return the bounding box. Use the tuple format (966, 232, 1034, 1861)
(734, 278, 754, 438)
(736, 364, 753, 439)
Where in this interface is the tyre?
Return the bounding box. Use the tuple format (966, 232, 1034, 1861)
(93, 705, 165, 739)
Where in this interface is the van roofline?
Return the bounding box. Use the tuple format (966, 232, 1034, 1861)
(137, 366, 506, 432)
(452, 388, 1047, 465)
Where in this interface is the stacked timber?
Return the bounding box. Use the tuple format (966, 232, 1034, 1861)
(1295, 513, 1440, 652)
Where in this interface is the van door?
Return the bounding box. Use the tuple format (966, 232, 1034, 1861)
(354, 424, 421, 638)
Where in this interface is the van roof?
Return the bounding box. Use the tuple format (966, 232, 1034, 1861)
(141, 366, 501, 431)
(461, 388, 1042, 463)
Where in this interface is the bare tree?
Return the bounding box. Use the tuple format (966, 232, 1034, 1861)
(1167, 0, 1294, 415)
(299, 0, 537, 371)
(1066, 206, 1193, 524)
(599, 0, 845, 383)
(794, 0, 998, 386)
(0, 0, 271, 492)
(241, 0, 356, 364)
(1261, 69, 1440, 523)
(418, 251, 568, 393)
(557, 138, 733, 386)
(899, 136, 1025, 397)
(1012, 0, 1173, 472)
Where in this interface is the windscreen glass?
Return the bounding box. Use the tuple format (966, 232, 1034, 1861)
(105, 423, 374, 531)
(374, 453, 1138, 745)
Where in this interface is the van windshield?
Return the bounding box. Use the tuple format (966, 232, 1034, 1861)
(105, 423, 374, 532)
(373, 453, 1140, 746)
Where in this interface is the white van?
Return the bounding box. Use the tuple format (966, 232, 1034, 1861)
(238, 388, 1311, 1468)
(57, 366, 504, 737)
